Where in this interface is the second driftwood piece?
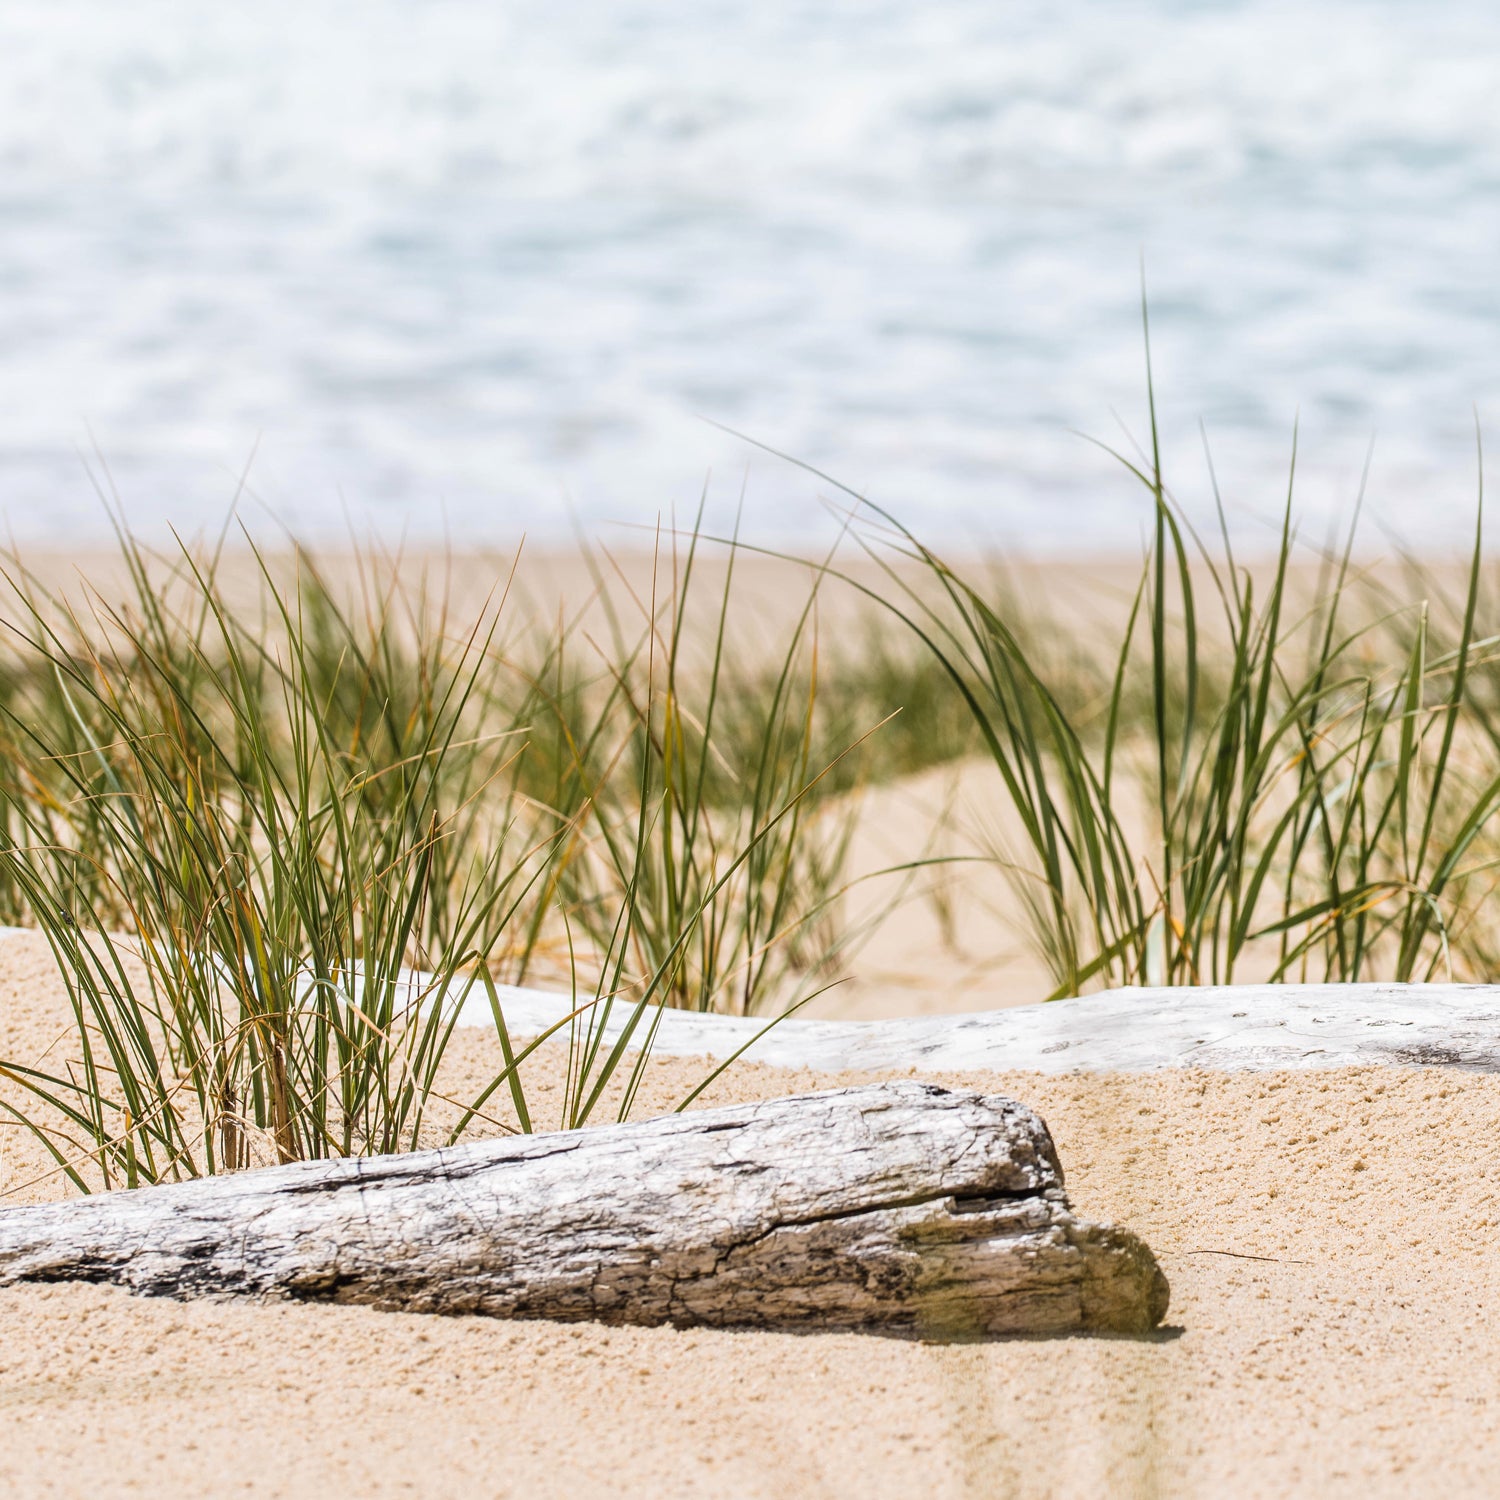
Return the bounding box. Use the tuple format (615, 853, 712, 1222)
(0, 1081, 1169, 1337)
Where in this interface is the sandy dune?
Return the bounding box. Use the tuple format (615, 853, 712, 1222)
(1, 929, 1497, 1498)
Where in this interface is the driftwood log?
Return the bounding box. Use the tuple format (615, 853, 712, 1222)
(480, 977, 1500, 1074)
(0, 1082, 1168, 1337)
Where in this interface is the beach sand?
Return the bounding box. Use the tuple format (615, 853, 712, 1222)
(3, 542, 1498, 1495)
(2, 930, 1498, 1498)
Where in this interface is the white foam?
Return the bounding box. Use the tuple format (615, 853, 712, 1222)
(0, 0, 1494, 546)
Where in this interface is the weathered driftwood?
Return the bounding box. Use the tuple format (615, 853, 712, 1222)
(0, 1082, 1168, 1337)
(468, 977, 1500, 1074)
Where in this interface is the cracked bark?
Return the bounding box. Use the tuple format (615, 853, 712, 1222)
(0, 1081, 1169, 1337)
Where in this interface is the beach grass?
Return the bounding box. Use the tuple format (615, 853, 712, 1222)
(0, 516, 900, 1187)
(5, 410, 1500, 1190)
(790, 409, 1500, 997)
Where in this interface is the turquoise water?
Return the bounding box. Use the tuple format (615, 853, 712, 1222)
(0, 0, 1496, 547)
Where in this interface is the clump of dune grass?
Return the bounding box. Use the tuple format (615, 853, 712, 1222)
(766, 377, 1500, 995)
(523, 520, 879, 1017)
(0, 530, 554, 1188)
(0, 514, 905, 1191)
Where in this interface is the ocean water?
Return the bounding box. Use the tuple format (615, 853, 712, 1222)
(1, 0, 1498, 550)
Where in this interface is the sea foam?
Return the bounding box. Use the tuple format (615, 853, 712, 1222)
(0, 0, 1493, 546)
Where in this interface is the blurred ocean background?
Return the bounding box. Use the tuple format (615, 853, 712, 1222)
(0, 0, 1498, 549)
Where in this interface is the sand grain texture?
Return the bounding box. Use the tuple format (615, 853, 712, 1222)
(2, 933, 1499, 1496)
